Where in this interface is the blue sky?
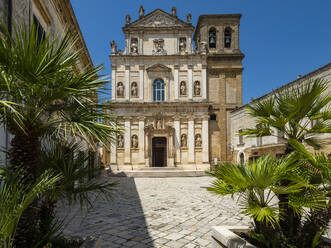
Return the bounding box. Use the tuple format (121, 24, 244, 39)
(71, 0, 331, 104)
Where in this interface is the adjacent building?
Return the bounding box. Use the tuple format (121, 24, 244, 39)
(105, 7, 244, 170)
(0, 0, 93, 165)
(231, 62, 331, 163)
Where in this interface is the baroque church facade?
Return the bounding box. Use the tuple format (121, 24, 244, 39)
(105, 7, 244, 170)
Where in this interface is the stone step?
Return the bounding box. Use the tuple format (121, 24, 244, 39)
(138, 167, 183, 171)
(107, 169, 208, 178)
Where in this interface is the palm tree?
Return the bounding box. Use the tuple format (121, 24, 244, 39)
(0, 166, 61, 248)
(0, 24, 120, 247)
(239, 78, 331, 239)
(208, 155, 326, 247)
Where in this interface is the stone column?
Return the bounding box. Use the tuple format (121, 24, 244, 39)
(174, 118, 181, 164)
(168, 132, 175, 167)
(144, 131, 150, 167)
(110, 134, 117, 165)
(188, 118, 195, 163)
(187, 36, 192, 54)
(139, 31, 143, 54)
(124, 119, 131, 164)
(174, 65, 179, 101)
(111, 65, 116, 100)
(125, 65, 130, 100)
(202, 64, 207, 100)
(188, 65, 193, 100)
(139, 65, 144, 101)
(219, 26, 224, 52)
(202, 117, 209, 163)
(138, 119, 145, 164)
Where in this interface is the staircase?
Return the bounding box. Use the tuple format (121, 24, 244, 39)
(108, 167, 208, 178)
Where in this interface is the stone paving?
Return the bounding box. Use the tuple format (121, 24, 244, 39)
(57, 175, 251, 247)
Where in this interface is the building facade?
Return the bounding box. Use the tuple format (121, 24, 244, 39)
(0, 0, 93, 165)
(231, 62, 331, 163)
(106, 7, 244, 170)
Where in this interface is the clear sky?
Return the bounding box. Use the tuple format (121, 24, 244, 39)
(71, 0, 331, 104)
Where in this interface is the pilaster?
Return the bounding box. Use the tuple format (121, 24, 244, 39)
(188, 65, 193, 100)
(125, 65, 130, 100)
(110, 133, 117, 165)
(138, 118, 145, 163)
(202, 117, 209, 163)
(139, 65, 144, 101)
(174, 65, 179, 101)
(124, 119, 131, 164)
(202, 64, 207, 100)
(111, 65, 116, 100)
(188, 118, 195, 163)
(174, 118, 181, 164)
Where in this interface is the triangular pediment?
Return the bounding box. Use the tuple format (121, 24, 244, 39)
(146, 64, 171, 72)
(125, 9, 193, 29)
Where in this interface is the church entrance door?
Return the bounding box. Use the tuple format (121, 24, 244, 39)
(152, 137, 167, 167)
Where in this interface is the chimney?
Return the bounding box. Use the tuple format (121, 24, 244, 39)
(139, 5, 145, 18)
(171, 7, 177, 17)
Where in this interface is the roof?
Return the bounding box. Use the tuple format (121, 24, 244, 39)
(123, 8, 194, 31)
(231, 61, 331, 114)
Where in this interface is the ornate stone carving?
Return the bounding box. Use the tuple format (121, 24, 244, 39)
(156, 118, 163, 129)
(179, 37, 186, 53)
(153, 39, 167, 55)
(117, 82, 124, 97)
(195, 134, 202, 147)
(200, 41, 208, 55)
(181, 134, 187, 147)
(131, 135, 138, 148)
(130, 38, 138, 54)
(194, 81, 201, 96)
(180, 81, 186, 96)
(110, 40, 117, 55)
(138, 14, 176, 27)
(131, 82, 138, 97)
(117, 135, 124, 148)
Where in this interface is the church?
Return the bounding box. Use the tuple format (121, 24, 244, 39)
(104, 6, 244, 170)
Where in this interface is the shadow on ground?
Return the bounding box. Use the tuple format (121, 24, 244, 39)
(57, 173, 154, 248)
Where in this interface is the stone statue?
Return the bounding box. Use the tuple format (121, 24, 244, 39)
(110, 40, 117, 55)
(195, 134, 202, 147)
(117, 82, 124, 97)
(156, 119, 162, 129)
(187, 13, 192, 23)
(194, 81, 201, 96)
(180, 81, 186, 95)
(200, 41, 208, 55)
(130, 39, 138, 54)
(181, 134, 187, 147)
(131, 135, 138, 148)
(153, 39, 167, 55)
(117, 135, 124, 148)
(171, 7, 177, 17)
(139, 5, 144, 18)
(126, 14, 131, 25)
(131, 82, 138, 97)
(179, 38, 186, 53)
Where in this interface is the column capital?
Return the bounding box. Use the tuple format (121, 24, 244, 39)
(174, 65, 180, 70)
(138, 117, 145, 121)
(202, 64, 207, 69)
(188, 64, 194, 69)
(139, 65, 145, 70)
(125, 65, 130, 70)
(111, 64, 117, 70)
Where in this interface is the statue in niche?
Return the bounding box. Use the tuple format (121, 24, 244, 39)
(180, 81, 186, 95)
(131, 135, 138, 148)
(195, 134, 202, 147)
(156, 119, 162, 129)
(117, 135, 124, 148)
(152, 39, 167, 55)
(130, 38, 138, 55)
(110, 40, 117, 55)
(117, 82, 124, 97)
(131, 82, 138, 97)
(194, 81, 201, 96)
(181, 134, 187, 147)
(179, 37, 186, 53)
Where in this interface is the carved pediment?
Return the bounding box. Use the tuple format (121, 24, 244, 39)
(146, 64, 171, 72)
(125, 9, 192, 29)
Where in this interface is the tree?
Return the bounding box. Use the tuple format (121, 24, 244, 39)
(239, 78, 331, 240)
(0, 23, 120, 247)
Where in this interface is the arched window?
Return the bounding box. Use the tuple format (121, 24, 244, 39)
(209, 28, 216, 48)
(239, 153, 245, 164)
(153, 78, 165, 102)
(224, 27, 232, 48)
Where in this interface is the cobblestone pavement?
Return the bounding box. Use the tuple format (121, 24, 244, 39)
(57, 175, 251, 247)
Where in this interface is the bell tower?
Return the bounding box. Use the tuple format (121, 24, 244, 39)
(193, 14, 242, 54)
